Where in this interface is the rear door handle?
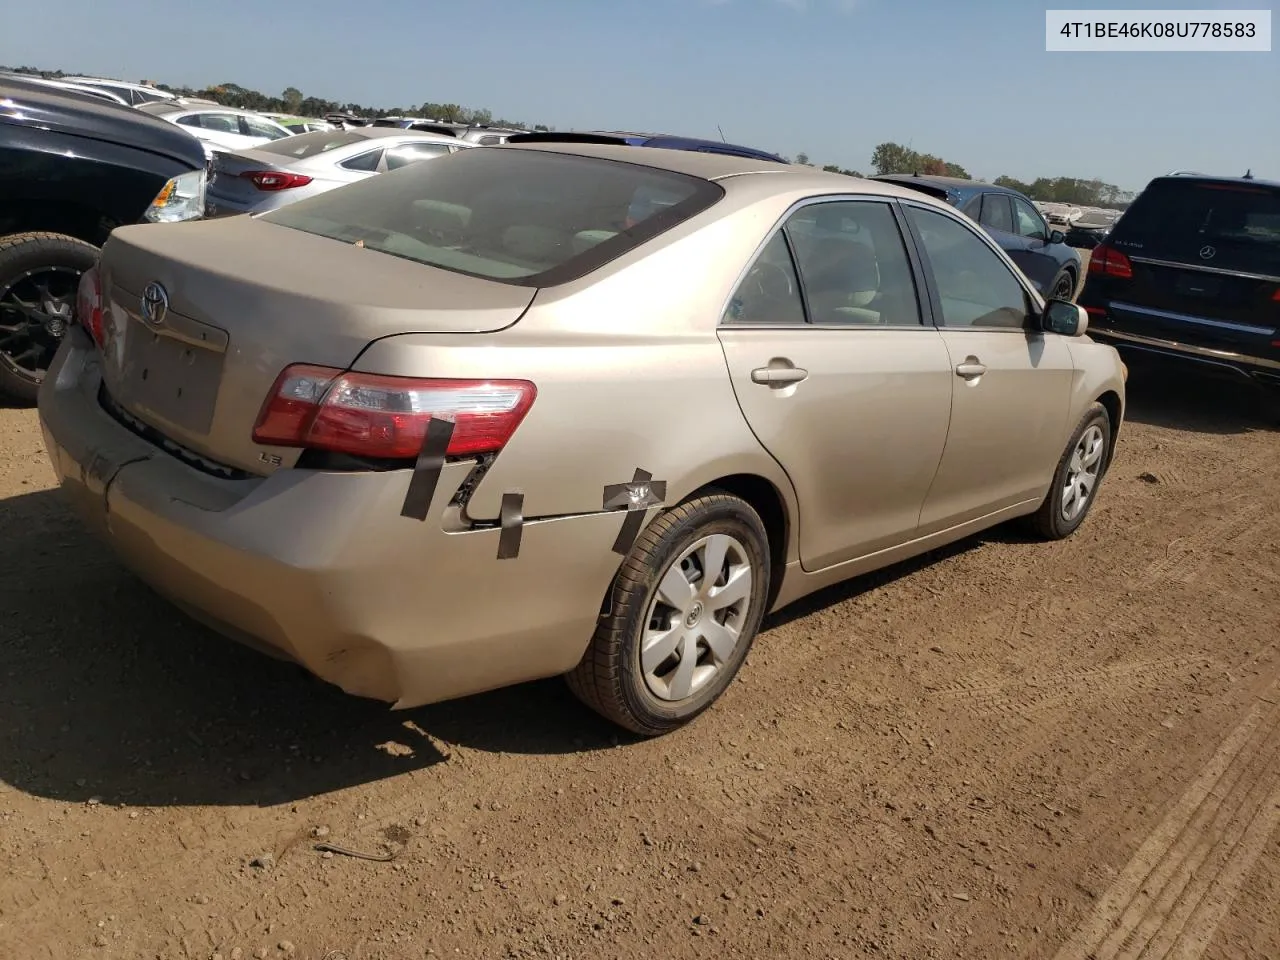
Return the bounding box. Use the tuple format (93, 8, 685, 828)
(751, 366, 809, 385)
(955, 360, 987, 380)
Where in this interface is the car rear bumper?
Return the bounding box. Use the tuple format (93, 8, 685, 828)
(1088, 327, 1280, 386)
(37, 330, 623, 708)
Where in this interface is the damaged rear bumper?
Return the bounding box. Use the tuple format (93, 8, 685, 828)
(36, 331, 626, 709)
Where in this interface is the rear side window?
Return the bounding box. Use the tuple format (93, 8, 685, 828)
(340, 149, 383, 172)
(262, 148, 723, 286)
(1113, 179, 1280, 275)
(979, 194, 1014, 233)
(385, 142, 452, 170)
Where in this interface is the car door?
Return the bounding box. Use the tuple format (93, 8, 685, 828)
(717, 197, 954, 572)
(1009, 196, 1060, 291)
(902, 202, 1075, 532)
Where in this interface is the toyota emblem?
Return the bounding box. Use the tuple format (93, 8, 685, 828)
(141, 281, 169, 327)
(1198, 245, 1217, 260)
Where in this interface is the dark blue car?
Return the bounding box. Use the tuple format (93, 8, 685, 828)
(505, 130, 788, 164)
(874, 174, 1083, 301)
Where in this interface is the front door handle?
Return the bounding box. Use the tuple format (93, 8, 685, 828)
(751, 366, 809, 385)
(955, 360, 987, 380)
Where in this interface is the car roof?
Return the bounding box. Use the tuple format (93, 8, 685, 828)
(1148, 172, 1280, 191)
(872, 173, 1012, 195)
(497, 141, 951, 204)
(138, 100, 265, 117)
(506, 130, 787, 163)
(0, 77, 206, 170)
(344, 127, 466, 145)
(64, 76, 175, 94)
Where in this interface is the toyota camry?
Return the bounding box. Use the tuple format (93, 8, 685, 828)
(38, 143, 1127, 735)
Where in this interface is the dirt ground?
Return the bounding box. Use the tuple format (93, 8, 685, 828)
(1, 362, 1278, 960)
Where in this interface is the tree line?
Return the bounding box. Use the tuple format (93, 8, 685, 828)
(796, 141, 1134, 209)
(4, 66, 1134, 208)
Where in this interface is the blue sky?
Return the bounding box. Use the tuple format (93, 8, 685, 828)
(5, 0, 1276, 190)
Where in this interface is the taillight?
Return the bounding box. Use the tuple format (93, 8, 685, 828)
(1088, 243, 1133, 279)
(252, 364, 537, 459)
(76, 266, 104, 348)
(242, 171, 314, 191)
(1271, 288, 1280, 302)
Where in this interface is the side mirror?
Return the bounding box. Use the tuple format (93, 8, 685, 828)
(1048, 229, 1066, 245)
(1042, 298, 1089, 337)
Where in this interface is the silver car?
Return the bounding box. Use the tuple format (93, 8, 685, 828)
(204, 128, 473, 217)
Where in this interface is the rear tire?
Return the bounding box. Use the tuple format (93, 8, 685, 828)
(0, 232, 100, 405)
(566, 491, 771, 736)
(1027, 402, 1113, 540)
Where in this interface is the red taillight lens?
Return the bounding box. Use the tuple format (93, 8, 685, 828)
(1088, 243, 1133, 279)
(252, 364, 537, 459)
(1271, 288, 1280, 302)
(76, 266, 104, 348)
(242, 171, 314, 191)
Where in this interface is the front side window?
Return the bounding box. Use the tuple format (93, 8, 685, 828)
(906, 205, 1032, 330)
(785, 200, 921, 325)
(723, 231, 806, 325)
(979, 194, 1014, 234)
(1012, 198, 1047, 240)
(262, 147, 722, 285)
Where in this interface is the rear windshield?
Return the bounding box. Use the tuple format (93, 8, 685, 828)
(261, 147, 723, 286)
(254, 130, 369, 159)
(1114, 178, 1280, 275)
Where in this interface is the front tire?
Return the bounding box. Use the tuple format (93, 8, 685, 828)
(1028, 402, 1112, 540)
(566, 491, 771, 736)
(0, 232, 100, 404)
(1049, 267, 1077, 302)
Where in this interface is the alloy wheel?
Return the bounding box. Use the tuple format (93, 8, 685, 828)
(0, 266, 82, 383)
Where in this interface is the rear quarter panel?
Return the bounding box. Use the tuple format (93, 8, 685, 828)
(350, 190, 805, 561)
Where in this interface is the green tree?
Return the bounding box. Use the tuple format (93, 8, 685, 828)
(795, 152, 810, 166)
(282, 86, 303, 113)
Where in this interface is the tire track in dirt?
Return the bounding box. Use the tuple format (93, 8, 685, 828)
(1050, 677, 1280, 960)
(1131, 500, 1264, 589)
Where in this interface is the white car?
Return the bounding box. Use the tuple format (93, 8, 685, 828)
(138, 101, 294, 158)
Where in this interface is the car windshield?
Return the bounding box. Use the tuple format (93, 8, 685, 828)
(254, 130, 369, 159)
(261, 147, 722, 286)
(1115, 179, 1280, 275)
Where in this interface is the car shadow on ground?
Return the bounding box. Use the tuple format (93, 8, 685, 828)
(0, 488, 629, 808)
(1122, 360, 1276, 435)
(0, 484, 999, 808)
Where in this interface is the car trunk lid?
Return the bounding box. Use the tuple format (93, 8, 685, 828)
(205, 147, 292, 211)
(96, 216, 535, 475)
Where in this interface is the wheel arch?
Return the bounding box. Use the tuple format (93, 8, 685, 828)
(0, 199, 115, 248)
(688, 472, 791, 611)
(1096, 389, 1123, 468)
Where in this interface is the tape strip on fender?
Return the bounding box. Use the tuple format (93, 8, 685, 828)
(604, 468, 667, 556)
(400, 418, 455, 521)
(497, 492, 525, 560)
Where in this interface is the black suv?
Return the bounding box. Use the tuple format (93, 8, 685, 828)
(1079, 173, 1280, 409)
(0, 77, 207, 402)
